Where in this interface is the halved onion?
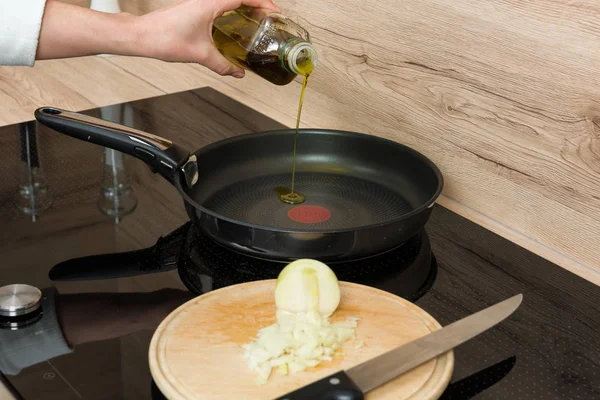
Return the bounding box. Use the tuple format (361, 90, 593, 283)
(275, 259, 341, 317)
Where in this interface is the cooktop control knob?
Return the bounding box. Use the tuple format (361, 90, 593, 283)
(0, 284, 42, 317)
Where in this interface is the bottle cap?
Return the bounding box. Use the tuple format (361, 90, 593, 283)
(287, 42, 318, 75)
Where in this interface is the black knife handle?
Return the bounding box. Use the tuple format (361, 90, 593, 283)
(273, 371, 364, 400)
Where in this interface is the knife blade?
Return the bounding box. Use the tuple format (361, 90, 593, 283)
(274, 293, 523, 400)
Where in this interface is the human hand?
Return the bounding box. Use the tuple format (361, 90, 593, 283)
(136, 0, 280, 78)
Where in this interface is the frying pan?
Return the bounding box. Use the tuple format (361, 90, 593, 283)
(34, 107, 443, 262)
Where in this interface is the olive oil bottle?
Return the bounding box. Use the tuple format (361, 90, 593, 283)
(212, 6, 317, 85)
(213, 7, 316, 204)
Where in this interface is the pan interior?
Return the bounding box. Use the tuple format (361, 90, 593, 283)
(202, 172, 413, 230)
(183, 130, 441, 231)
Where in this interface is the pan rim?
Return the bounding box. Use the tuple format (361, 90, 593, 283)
(175, 128, 444, 234)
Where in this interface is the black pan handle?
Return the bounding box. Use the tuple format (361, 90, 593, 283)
(34, 107, 198, 187)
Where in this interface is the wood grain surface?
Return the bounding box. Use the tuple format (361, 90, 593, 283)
(149, 280, 454, 400)
(0, 0, 598, 284)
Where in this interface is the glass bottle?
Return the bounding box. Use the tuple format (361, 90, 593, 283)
(212, 6, 318, 85)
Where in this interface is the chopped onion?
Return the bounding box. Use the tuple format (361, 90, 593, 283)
(243, 309, 360, 383)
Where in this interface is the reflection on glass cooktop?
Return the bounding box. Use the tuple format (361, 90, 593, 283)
(178, 223, 437, 302)
(48, 221, 437, 302)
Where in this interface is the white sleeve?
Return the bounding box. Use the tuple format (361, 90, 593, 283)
(0, 0, 48, 66)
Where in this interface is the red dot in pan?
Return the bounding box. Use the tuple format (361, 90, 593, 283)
(288, 205, 332, 224)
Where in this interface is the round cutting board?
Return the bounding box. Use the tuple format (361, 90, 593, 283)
(149, 280, 453, 400)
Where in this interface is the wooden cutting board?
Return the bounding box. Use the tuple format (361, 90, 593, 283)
(149, 280, 454, 400)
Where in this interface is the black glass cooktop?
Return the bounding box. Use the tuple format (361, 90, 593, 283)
(0, 88, 598, 399)
(50, 221, 437, 301)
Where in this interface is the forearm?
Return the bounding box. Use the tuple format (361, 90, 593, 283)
(36, 0, 143, 60)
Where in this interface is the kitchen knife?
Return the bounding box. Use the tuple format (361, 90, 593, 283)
(274, 293, 523, 400)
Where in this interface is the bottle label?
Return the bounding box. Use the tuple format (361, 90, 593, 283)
(253, 23, 277, 54)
